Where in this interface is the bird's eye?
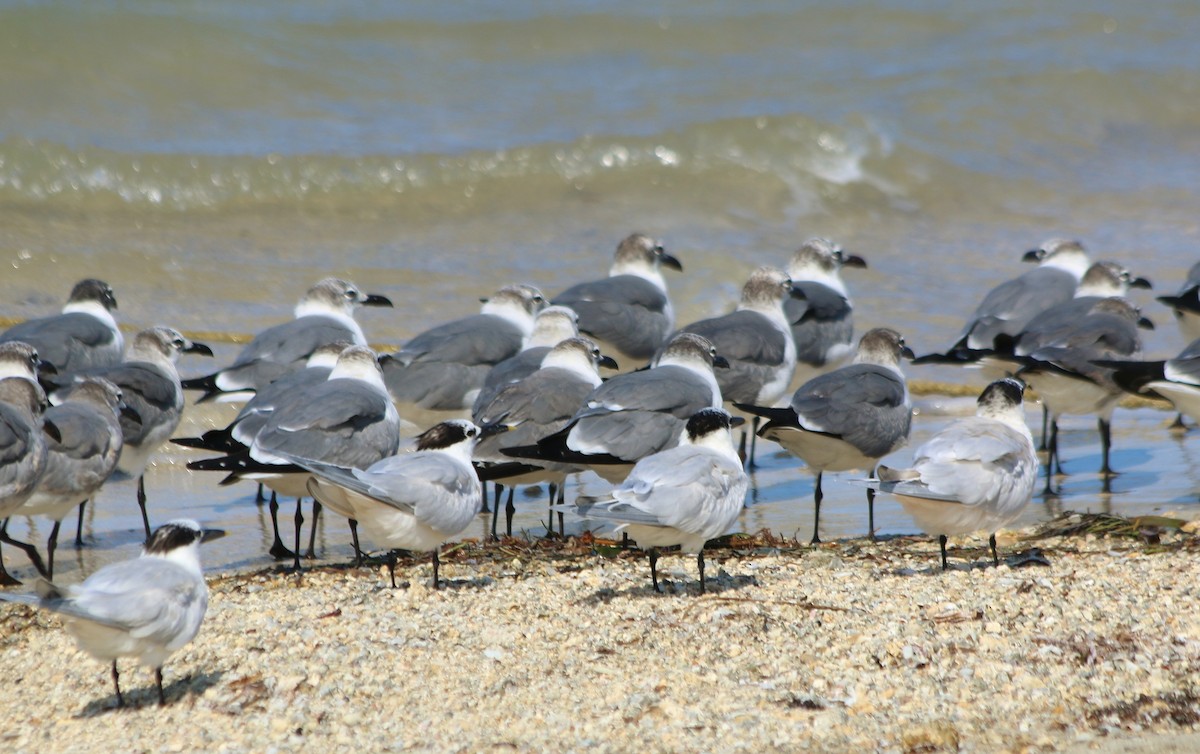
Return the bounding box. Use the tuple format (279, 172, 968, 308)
(173, 339, 184, 349)
(345, 289, 358, 299)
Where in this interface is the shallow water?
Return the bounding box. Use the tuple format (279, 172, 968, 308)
(1, 0, 1199, 580)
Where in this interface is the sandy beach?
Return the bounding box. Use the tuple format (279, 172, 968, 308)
(2, 514, 1198, 753)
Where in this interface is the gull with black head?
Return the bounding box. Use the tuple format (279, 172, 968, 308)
(0, 279, 123, 376)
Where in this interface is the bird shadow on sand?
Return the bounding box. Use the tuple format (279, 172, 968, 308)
(76, 670, 223, 717)
(890, 548, 1052, 577)
(577, 568, 760, 605)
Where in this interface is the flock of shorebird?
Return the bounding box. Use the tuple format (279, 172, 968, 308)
(0, 232, 1195, 706)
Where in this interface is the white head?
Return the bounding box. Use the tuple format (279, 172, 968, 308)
(737, 266, 798, 316)
(128, 327, 214, 366)
(1025, 239, 1090, 280)
(526, 305, 579, 348)
(141, 518, 224, 574)
(608, 233, 682, 285)
(480, 284, 547, 332)
(852, 328, 914, 373)
(540, 336, 615, 385)
(295, 278, 393, 319)
(328, 345, 387, 390)
(1075, 261, 1153, 298)
(0, 341, 44, 381)
(787, 238, 866, 294)
(306, 341, 353, 369)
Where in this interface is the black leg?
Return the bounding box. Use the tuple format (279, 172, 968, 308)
(256, 483, 265, 504)
(112, 661, 125, 708)
(504, 486, 516, 538)
(388, 549, 398, 588)
(47, 520, 62, 580)
(1039, 403, 1049, 451)
(432, 548, 441, 589)
(0, 537, 19, 587)
(749, 416, 761, 468)
(556, 483, 566, 536)
(1043, 421, 1059, 496)
(490, 484, 503, 540)
(0, 519, 49, 579)
(697, 551, 706, 594)
(737, 429, 748, 466)
(810, 471, 824, 544)
(867, 467, 877, 542)
(156, 667, 166, 706)
(349, 519, 363, 567)
(291, 498, 304, 571)
(1051, 418, 1064, 475)
(137, 475, 151, 540)
(74, 499, 87, 547)
(305, 500, 322, 559)
(649, 549, 661, 592)
(939, 534, 949, 571)
(1099, 418, 1114, 478)
(267, 492, 295, 560)
(989, 533, 999, 567)
(483, 482, 495, 515)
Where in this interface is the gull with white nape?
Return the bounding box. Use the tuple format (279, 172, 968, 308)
(472, 336, 616, 538)
(186, 345, 400, 570)
(289, 419, 509, 589)
(736, 327, 913, 544)
(0, 519, 225, 708)
(0, 279, 123, 375)
(551, 233, 682, 367)
(181, 278, 393, 403)
(15, 376, 133, 579)
(381, 284, 546, 427)
(785, 238, 868, 386)
(501, 332, 727, 483)
(561, 408, 749, 594)
(855, 378, 1038, 571)
(666, 266, 803, 466)
(46, 326, 213, 540)
(471, 305, 581, 416)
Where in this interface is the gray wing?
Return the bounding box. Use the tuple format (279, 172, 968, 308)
(580, 365, 714, 419)
(218, 316, 360, 392)
(0, 405, 44, 506)
(56, 560, 204, 641)
(787, 283, 854, 368)
(230, 367, 333, 444)
(397, 315, 525, 366)
(382, 360, 492, 410)
(1, 313, 122, 373)
(68, 363, 178, 446)
(35, 404, 121, 497)
(566, 410, 685, 462)
(789, 364, 912, 457)
(904, 418, 1037, 508)
(472, 348, 550, 414)
(473, 368, 594, 459)
(254, 381, 399, 468)
(553, 276, 671, 361)
(1012, 297, 1104, 355)
(959, 267, 1077, 349)
(677, 311, 787, 403)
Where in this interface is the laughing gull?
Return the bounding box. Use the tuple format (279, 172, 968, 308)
(552, 233, 682, 366)
(1102, 336, 1200, 425)
(785, 239, 867, 385)
(472, 337, 616, 537)
(289, 420, 507, 588)
(471, 305, 581, 415)
(1156, 261, 1200, 344)
(0, 279, 123, 375)
(914, 239, 1090, 365)
(187, 345, 400, 569)
(181, 278, 392, 403)
(736, 328, 914, 544)
(863, 378, 1037, 570)
(49, 327, 213, 539)
(0, 519, 224, 707)
(502, 332, 727, 483)
(564, 408, 748, 594)
(17, 377, 131, 578)
(668, 266, 802, 465)
(382, 284, 546, 426)
(174, 342, 349, 559)
(0, 377, 52, 584)
(1014, 298, 1148, 493)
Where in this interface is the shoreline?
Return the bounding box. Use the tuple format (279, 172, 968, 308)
(2, 514, 1199, 753)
